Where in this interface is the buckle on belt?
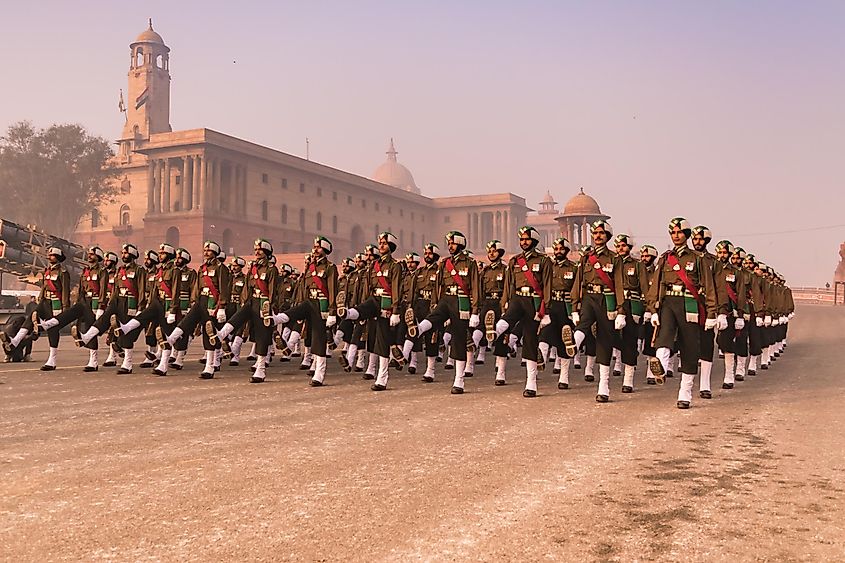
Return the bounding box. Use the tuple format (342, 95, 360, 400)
(445, 286, 460, 296)
(485, 292, 500, 300)
(587, 284, 604, 293)
(551, 290, 565, 301)
(374, 287, 386, 296)
(517, 286, 534, 296)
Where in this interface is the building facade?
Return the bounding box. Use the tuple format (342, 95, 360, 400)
(75, 23, 532, 262)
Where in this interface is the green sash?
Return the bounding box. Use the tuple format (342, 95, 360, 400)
(603, 291, 617, 320)
(458, 296, 470, 320)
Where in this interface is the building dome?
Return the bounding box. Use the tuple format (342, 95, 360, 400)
(135, 20, 165, 44)
(562, 188, 602, 216)
(372, 139, 420, 195)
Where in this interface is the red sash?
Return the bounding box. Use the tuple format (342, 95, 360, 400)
(83, 267, 100, 294)
(43, 268, 60, 295)
(118, 266, 139, 298)
(515, 254, 545, 316)
(201, 264, 221, 301)
(156, 269, 173, 299)
(586, 254, 615, 292)
(373, 260, 393, 297)
(667, 253, 705, 325)
(250, 265, 270, 297)
(725, 284, 739, 307)
(308, 262, 331, 299)
(445, 258, 471, 297)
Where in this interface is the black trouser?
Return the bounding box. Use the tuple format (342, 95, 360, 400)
(4, 315, 29, 361)
(618, 310, 640, 366)
(481, 299, 511, 357)
(747, 318, 763, 356)
(654, 296, 700, 375)
(51, 302, 98, 350)
(699, 325, 716, 362)
(502, 295, 541, 362)
(355, 297, 400, 358)
(641, 321, 656, 357)
(575, 293, 615, 366)
(227, 299, 272, 356)
(91, 296, 145, 349)
(22, 300, 61, 348)
(716, 315, 739, 355)
(411, 298, 439, 357)
(285, 299, 328, 356)
(539, 300, 572, 358)
(131, 300, 179, 350)
(176, 296, 219, 351)
(422, 295, 469, 362)
(338, 318, 355, 344)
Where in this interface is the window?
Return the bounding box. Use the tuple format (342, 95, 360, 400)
(443, 216, 450, 224)
(362, 200, 366, 209)
(299, 209, 305, 229)
(282, 178, 288, 189)
(411, 212, 414, 220)
(316, 212, 323, 231)
(91, 209, 100, 228)
(261, 200, 268, 221)
(347, 195, 352, 204)
(375, 224, 380, 238)
(299, 182, 305, 193)
(119, 204, 130, 226)
(400, 209, 404, 217)
(282, 204, 288, 224)
(332, 191, 338, 201)
(317, 187, 322, 197)
(175, 175, 181, 185)
(332, 215, 338, 234)
(262, 173, 269, 184)
(388, 206, 392, 214)
(375, 203, 380, 212)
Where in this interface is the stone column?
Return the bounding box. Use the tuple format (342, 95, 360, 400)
(241, 164, 248, 217)
(154, 159, 163, 213)
(210, 158, 218, 212)
(146, 160, 155, 213)
(162, 159, 171, 213)
(196, 155, 204, 211)
(183, 156, 193, 211)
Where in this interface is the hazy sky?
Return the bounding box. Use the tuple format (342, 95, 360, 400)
(1, 0, 843, 285)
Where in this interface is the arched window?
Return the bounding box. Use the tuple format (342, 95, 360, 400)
(299, 209, 305, 229)
(156, 54, 163, 69)
(91, 208, 100, 228)
(332, 215, 338, 234)
(281, 204, 288, 224)
(261, 200, 268, 221)
(222, 229, 234, 254)
(135, 48, 144, 68)
(166, 226, 180, 247)
(119, 204, 130, 226)
(316, 212, 323, 231)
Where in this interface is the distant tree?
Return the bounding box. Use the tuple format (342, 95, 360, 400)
(0, 121, 119, 238)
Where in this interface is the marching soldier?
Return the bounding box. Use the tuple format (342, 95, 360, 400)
(2, 247, 71, 371)
(480, 240, 511, 385)
(401, 243, 441, 382)
(164, 241, 231, 378)
(273, 236, 338, 387)
(406, 231, 480, 393)
(538, 237, 578, 389)
(336, 254, 366, 372)
(639, 244, 659, 384)
(492, 226, 553, 397)
(401, 252, 420, 373)
(691, 226, 729, 399)
(344, 232, 405, 391)
(211, 239, 277, 382)
(100, 251, 121, 368)
(224, 256, 247, 366)
(612, 234, 650, 394)
(568, 221, 626, 402)
(713, 240, 747, 389)
(646, 218, 718, 409)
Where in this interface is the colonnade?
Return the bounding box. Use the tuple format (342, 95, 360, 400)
(147, 154, 248, 215)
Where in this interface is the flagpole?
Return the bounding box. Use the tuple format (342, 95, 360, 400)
(306, 137, 310, 161)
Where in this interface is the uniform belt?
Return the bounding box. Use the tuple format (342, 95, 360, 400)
(586, 284, 604, 294)
(551, 290, 569, 301)
(44, 291, 59, 299)
(309, 288, 326, 299)
(200, 287, 213, 296)
(444, 286, 467, 296)
(252, 289, 267, 298)
(623, 289, 642, 300)
(516, 287, 538, 297)
(485, 292, 500, 300)
(665, 283, 686, 297)
(418, 289, 432, 300)
(374, 287, 391, 297)
(85, 291, 95, 298)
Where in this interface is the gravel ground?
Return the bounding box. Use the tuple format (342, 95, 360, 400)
(1, 304, 843, 562)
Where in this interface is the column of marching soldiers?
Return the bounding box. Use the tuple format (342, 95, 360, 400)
(1, 216, 795, 409)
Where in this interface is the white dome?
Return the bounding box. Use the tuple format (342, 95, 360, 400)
(371, 139, 420, 194)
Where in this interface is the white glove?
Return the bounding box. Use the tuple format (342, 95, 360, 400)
(705, 318, 717, 331)
(651, 314, 660, 327)
(734, 318, 745, 330)
(772, 318, 779, 326)
(326, 315, 337, 328)
(643, 312, 652, 322)
(539, 314, 552, 328)
(571, 312, 580, 325)
(756, 317, 764, 327)
(166, 312, 176, 324)
(95, 309, 104, 320)
(764, 315, 772, 327)
(614, 315, 626, 330)
(390, 313, 400, 327)
(216, 309, 227, 323)
(717, 314, 728, 331)
(469, 314, 480, 328)
(780, 316, 788, 325)
(788, 312, 795, 320)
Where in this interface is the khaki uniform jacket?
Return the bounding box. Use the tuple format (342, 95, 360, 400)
(645, 245, 717, 318)
(434, 251, 481, 315)
(571, 245, 625, 314)
(40, 263, 71, 310)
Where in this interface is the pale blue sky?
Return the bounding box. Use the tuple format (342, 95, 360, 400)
(1, 0, 843, 284)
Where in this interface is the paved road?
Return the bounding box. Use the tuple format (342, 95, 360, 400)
(2, 305, 843, 561)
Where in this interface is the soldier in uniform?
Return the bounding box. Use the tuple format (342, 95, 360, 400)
(400, 243, 441, 382)
(713, 240, 747, 389)
(568, 221, 626, 402)
(344, 232, 405, 391)
(612, 234, 650, 394)
(224, 256, 247, 366)
(646, 218, 718, 409)
(538, 237, 578, 389)
(691, 226, 729, 399)
(212, 239, 277, 382)
(166, 248, 197, 372)
(138, 250, 161, 367)
(35, 246, 107, 371)
(335, 254, 365, 372)
(2, 247, 71, 371)
(492, 226, 553, 397)
(401, 252, 420, 373)
(164, 241, 231, 378)
(639, 244, 659, 384)
(478, 240, 511, 385)
(406, 231, 480, 394)
(100, 251, 121, 368)
(273, 236, 338, 387)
